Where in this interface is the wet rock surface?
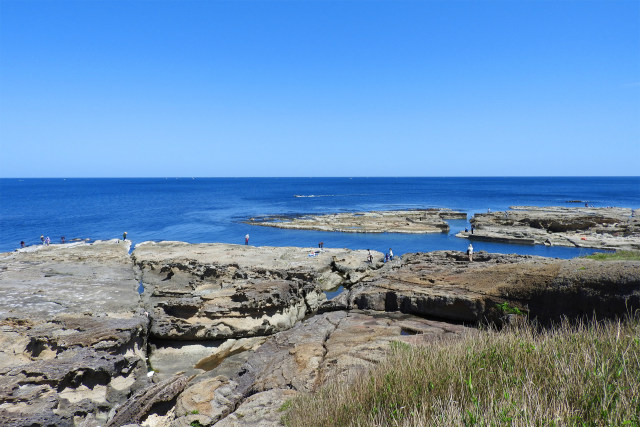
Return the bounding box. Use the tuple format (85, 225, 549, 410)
(337, 250, 640, 324)
(457, 206, 640, 250)
(246, 209, 467, 234)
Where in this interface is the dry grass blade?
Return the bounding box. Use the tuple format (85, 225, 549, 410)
(282, 314, 640, 426)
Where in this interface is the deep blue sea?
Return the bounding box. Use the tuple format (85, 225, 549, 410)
(1, 177, 638, 257)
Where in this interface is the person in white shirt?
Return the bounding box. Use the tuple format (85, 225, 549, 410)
(467, 243, 473, 262)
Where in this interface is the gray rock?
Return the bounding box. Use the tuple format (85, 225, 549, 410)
(170, 310, 470, 426)
(457, 206, 640, 250)
(246, 209, 467, 234)
(132, 242, 379, 340)
(341, 250, 640, 324)
(0, 241, 150, 426)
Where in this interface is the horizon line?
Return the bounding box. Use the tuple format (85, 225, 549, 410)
(1, 175, 639, 180)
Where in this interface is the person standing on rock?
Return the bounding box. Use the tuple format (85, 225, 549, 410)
(367, 249, 373, 263)
(40, 235, 44, 244)
(467, 243, 473, 262)
(245, 234, 250, 245)
(122, 231, 127, 241)
(389, 248, 394, 261)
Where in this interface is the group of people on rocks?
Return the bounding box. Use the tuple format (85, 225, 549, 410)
(20, 233, 114, 249)
(366, 248, 394, 263)
(18, 232, 476, 264)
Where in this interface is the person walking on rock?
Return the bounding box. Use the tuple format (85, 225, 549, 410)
(467, 243, 473, 262)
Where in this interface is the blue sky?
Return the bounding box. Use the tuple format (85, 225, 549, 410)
(0, 0, 638, 177)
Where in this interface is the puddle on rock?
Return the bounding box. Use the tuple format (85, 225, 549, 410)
(324, 286, 344, 300)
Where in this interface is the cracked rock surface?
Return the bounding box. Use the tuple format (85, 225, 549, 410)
(133, 242, 380, 341)
(167, 310, 470, 426)
(3, 240, 638, 426)
(0, 241, 150, 427)
(337, 250, 640, 324)
(457, 206, 640, 250)
(245, 209, 467, 234)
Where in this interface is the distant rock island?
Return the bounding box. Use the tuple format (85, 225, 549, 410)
(457, 206, 639, 250)
(245, 208, 467, 233)
(1, 240, 638, 426)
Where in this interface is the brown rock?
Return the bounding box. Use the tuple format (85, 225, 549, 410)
(170, 310, 470, 426)
(458, 206, 640, 250)
(133, 242, 379, 340)
(0, 241, 150, 426)
(342, 251, 640, 324)
(246, 209, 467, 234)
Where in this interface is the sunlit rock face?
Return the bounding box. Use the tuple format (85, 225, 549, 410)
(132, 241, 380, 340)
(458, 206, 640, 250)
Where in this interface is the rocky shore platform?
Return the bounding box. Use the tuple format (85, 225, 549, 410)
(456, 206, 640, 250)
(1, 241, 638, 426)
(245, 209, 467, 233)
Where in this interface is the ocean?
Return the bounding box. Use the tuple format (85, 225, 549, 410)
(1, 177, 638, 257)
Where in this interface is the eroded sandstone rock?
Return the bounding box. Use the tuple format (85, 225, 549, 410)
(339, 250, 640, 324)
(245, 209, 467, 234)
(133, 242, 380, 341)
(0, 241, 150, 426)
(168, 310, 470, 426)
(457, 206, 640, 250)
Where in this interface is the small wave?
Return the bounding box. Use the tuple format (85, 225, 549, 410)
(293, 193, 371, 198)
(294, 194, 336, 198)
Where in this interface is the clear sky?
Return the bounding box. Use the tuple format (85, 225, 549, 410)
(0, 0, 638, 177)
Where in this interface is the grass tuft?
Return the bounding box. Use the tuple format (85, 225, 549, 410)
(282, 314, 640, 426)
(583, 251, 640, 261)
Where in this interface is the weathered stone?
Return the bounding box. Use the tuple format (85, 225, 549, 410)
(106, 373, 194, 426)
(133, 242, 379, 340)
(214, 388, 299, 426)
(246, 209, 467, 233)
(341, 251, 640, 324)
(457, 206, 640, 250)
(0, 240, 139, 319)
(5, 239, 638, 426)
(0, 241, 150, 426)
(149, 337, 267, 382)
(169, 310, 470, 426)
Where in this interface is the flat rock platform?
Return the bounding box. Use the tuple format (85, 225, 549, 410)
(246, 209, 467, 234)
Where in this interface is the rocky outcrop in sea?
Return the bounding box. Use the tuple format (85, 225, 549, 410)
(457, 206, 639, 250)
(245, 209, 467, 234)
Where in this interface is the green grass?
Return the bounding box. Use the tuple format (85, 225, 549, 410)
(496, 301, 527, 316)
(282, 315, 640, 426)
(583, 250, 640, 261)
